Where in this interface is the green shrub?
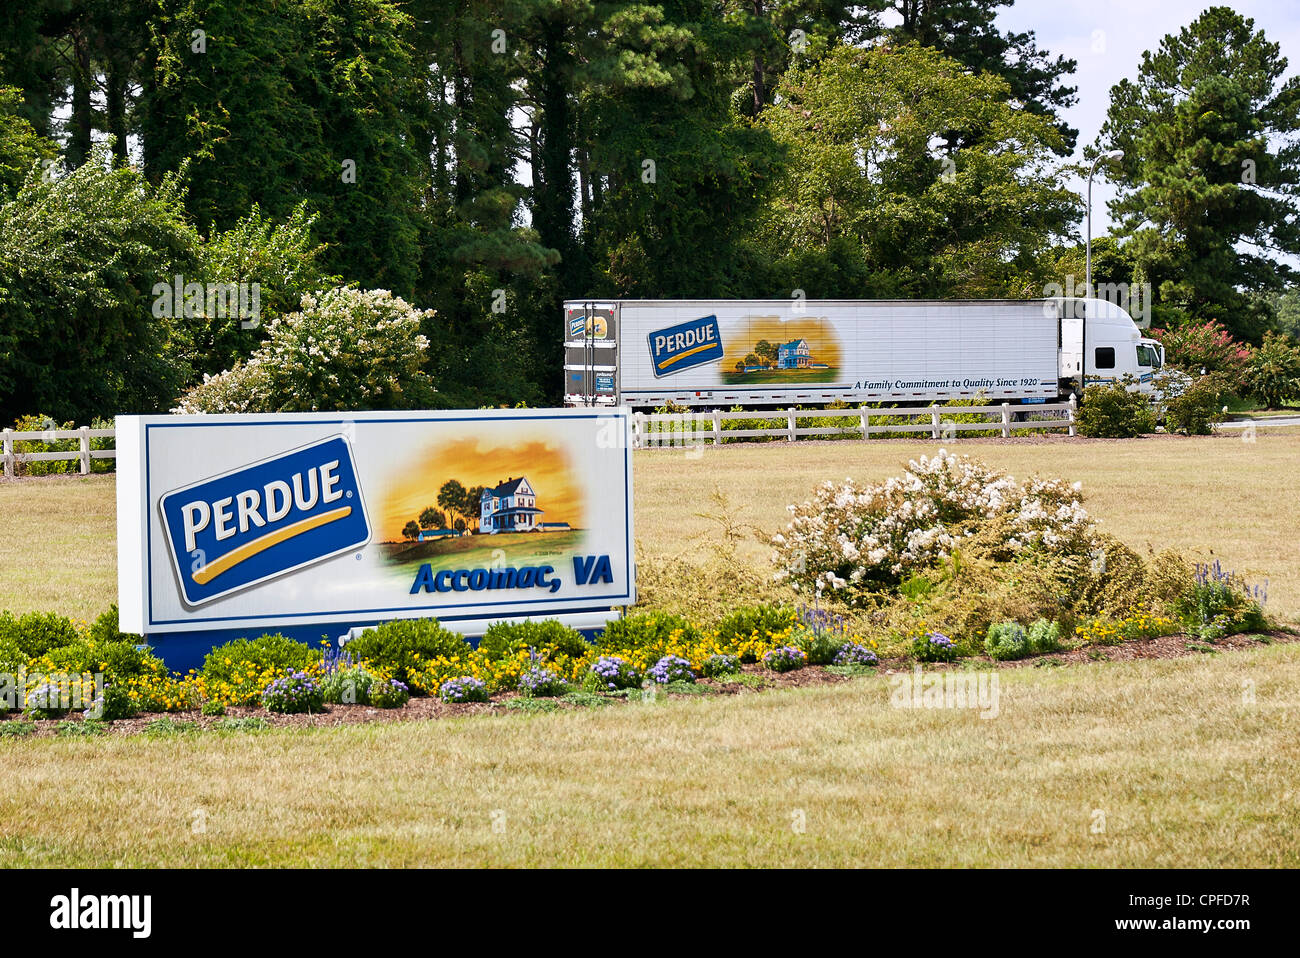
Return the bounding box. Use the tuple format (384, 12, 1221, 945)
(0, 611, 82, 658)
(984, 622, 1029, 660)
(1075, 376, 1156, 438)
(9, 414, 76, 476)
(345, 619, 470, 684)
(1242, 331, 1300, 409)
(43, 638, 168, 682)
(0, 721, 35, 738)
(478, 619, 591, 661)
(714, 605, 797, 646)
(369, 677, 411, 708)
(598, 611, 704, 664)
(320, 666, 375, 705)
(200, 700, 226, 717)
(95, 684, 137, 721)
(88, 605, 139, 645)
(1174, 564, 1268, 641)
(201, 633, 321, 687)
(911, 632, 959, 663)
(261, 672, 324, 714)
(794, 628, 846, 666)
(1027, 619, 1062, 653)
(700, 653, 741, 678)
(762, 646, 807, 673)
(1160, 373, 1228, 435)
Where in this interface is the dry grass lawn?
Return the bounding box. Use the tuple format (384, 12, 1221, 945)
(636, 433, 1300, 623)
(4, 643, 1299, 867)
(1, 432, 1297, 622)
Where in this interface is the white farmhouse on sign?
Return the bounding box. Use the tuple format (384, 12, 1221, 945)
(480, 476, 544, 533)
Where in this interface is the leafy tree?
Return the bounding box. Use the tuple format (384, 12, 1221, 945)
(183, 202, 337, 378)
(454, 517, 467, 533)
(418, 506, 444, 530)
(0, 86, 55, 197)
(0, 146, 199, 423)
(438, 480, 469, 531)
(466, 485, 486, 531)
(142, 0, 424, 292)
(1098, 7, 1300, 340)
(755, 339, 778, 365)
(1242, 332, 1300, 408)
(402, 520, 420, 541)
(862, 0, 1079, 152)
(759, 42, 1077, 297)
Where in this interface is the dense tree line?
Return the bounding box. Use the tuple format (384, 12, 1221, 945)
(0, 1, 1296, 422)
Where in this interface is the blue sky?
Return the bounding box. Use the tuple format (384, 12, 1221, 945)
(997, 0, 1300, 238)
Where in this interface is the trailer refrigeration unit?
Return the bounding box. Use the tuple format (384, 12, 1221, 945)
(563, 298, 1165, 409)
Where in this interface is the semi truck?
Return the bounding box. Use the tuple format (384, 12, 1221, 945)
(562, 298, 1164, 409)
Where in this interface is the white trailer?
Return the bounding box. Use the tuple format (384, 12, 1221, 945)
(563, 298, 1164, 408)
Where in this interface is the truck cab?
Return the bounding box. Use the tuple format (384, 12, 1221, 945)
(1057, 297, 1164, 399)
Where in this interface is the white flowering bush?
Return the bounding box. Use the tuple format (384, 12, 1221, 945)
(175, 287, 436, 412)
(772, 450, 1096, 600)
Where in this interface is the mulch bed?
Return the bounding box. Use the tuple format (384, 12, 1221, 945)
(5, 630, 1296, 738)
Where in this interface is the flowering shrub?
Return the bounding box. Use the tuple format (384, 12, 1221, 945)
(439, 676, 488, 703)
(517, 666, 567, 698)
(1241, 332, 1300, 409)
(344, 619, 470, 686)
(320, 666, 376, 705)
(1174, 561, 1268, 640)
(1150, 320, 1249, 388)
(590, 656, 641, 691)
(773, 451, 1095, 598)
(369, 678, 410, 709)
(912, 632, 957, 662)
(763, 646, 807, 673)
(700, 653, 741, 678)
(984, 622, 1029, 660)
(261, 672, 324, 714)
(1075, 613, 1179, 646)
(832, 643, 878, 667)
(174, 287, 437, 413)
(648, 656, 695, 685)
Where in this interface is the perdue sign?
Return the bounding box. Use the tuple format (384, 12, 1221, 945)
(117, 409, 635, 638)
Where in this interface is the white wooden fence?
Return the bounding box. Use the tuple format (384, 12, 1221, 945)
(632, 400, 1077, 449)
(1, 428, 117, 478)
(0, 402, 1077, 473)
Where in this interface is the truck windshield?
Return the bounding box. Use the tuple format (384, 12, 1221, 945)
(1136, 344, 1160, 369)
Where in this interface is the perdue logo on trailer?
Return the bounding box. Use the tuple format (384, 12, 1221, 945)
(648, 315, 724, 377)
(159, 436, 371, 606)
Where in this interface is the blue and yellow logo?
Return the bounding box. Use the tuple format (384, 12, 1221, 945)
(648, 315, 723, 378)
(160, 436, 370, 606)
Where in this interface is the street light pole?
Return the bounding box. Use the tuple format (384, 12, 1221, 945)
(1086, 149, 1124, 297)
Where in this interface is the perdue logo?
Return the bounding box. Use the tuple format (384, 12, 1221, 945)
(648, 315, 723, 377)
(159, 435, 370, 606)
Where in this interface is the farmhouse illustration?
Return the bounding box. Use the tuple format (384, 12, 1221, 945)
(480, 476, 571, 534)
(734, 337, 830, 373)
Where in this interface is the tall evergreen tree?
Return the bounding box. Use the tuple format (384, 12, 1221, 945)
(1098, 6, 1300, 339)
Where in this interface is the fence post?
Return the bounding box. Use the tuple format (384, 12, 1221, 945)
(860, 409, 870, 441)
(631, 412, 643, 449)
(1068, 395, 1078, 437)
(79, 426, 91, 475)
(1001, 403, 1011, 439)
(712, 408, 721, 446)
(786, 407, 796, 442)
(1, 429, 11, 479)
(929, 405, 940, 440)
